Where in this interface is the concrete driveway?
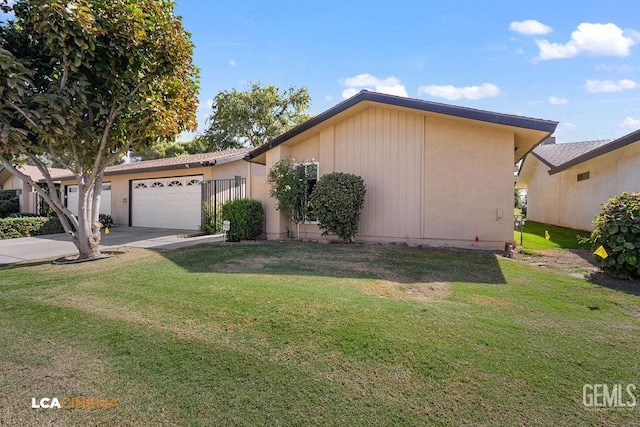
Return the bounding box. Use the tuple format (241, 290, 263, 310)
(0, 227, 224, 264)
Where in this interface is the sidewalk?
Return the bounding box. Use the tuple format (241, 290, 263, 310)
(0, 227, 224, 264)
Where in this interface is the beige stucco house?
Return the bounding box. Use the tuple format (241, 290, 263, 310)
(54, 148, 263, 229)
(246, 91, 557, 249)
(0, 164, 70, 214)
(517, 129, 640, 231)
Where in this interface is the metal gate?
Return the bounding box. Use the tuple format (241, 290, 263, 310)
(201, 176, 246, 233)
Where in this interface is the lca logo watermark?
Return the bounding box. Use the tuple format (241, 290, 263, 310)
(583, 384, 637, 409)
(31, 396, 119, 409)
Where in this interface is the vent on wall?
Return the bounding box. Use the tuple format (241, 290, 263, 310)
(577, 171, 590, 182)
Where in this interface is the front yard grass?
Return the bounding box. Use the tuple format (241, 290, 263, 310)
(1, 242, 638, 425)
(514, 220, 591, 250)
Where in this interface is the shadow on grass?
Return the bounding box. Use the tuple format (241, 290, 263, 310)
(158, 241, 507, 285)
(569, 249, 640, 297)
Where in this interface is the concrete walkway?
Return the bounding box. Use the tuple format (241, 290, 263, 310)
(0, 227, 224, 264)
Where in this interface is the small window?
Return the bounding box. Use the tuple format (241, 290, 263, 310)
(577, 171, 590, 182)
(68, 187, 78, 193)
(134, 182, 147, 189)
(151, 181, 164, 188)
(102, 183, 111, 191)
(168, 180, 183, 187)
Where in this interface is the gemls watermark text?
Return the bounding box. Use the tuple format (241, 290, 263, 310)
(32, 397, 119, 409)
(583, 384, 637, 408)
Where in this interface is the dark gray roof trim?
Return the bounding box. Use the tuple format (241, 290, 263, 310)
(548, 128, 640, 175)
(246, 90, 559, 160)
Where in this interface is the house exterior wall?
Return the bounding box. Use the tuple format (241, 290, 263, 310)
(58, 160, 259, 227)
(524, 155, 561, 227)
(525, 141, 640, 231)
(262, 105, 517, 249)
(0, 174, 37, 214)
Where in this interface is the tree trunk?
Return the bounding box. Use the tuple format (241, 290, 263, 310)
(75, 179, 102, 260)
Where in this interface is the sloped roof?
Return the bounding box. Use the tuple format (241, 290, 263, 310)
(246, 90, 558, 164)
(547, 129, 640, 174)
(0, 164, 71, 184)
(528, 128, 640, 175)
(53, 148, 253, 180)
(531, 139, 611, 169)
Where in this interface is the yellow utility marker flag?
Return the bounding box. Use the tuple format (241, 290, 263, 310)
(105, 227, 110, 234)
(594, 245, 608, 259)
(544, 230, 550, 240)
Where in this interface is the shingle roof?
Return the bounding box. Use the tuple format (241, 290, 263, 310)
(531, 140, 611, 168)
(105, 147, 252, 174)
(530, 128, 640, 174)
(52, 147, 253, 180)
(0, 164, 71, 183)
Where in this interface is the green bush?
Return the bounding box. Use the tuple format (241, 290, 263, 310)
(587, 192, 640, 279)
(0, 216, 65, 239)
(7, 212, 40, 218)
(309, 172, 366, 242)
(99, 214, 114, 228)
(0, 189, 20, 218)
(219, 199, 264, 242)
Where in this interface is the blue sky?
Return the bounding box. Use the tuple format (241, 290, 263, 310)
(175, 0, 640, 144)
(2, 1, 639, 144)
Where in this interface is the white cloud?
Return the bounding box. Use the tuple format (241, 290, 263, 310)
(229, 60, 237, 67)
(509, 20, 552, 36)
(563, 122, 577, 128)
(620, 116, 640, 129)
(340, 73, 408, 99)
(549, 96, 568, 105)
(417, 83, 502, 101)
(536, 23, 637, 60)
(206, 99, 214, 108)
(585, 79, 638, 93)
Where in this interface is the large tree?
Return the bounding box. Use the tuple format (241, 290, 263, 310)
(196, 83, 311, 150)
(0, 0, 198, 259)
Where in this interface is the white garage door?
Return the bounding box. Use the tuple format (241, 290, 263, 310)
(131, 175, 202, 230)
(66, 183, 111, 216)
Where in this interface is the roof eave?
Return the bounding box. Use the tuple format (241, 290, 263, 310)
(548, 128, 640, 175)
(247, 90, 558, 162)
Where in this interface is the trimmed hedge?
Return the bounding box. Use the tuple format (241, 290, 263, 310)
(0, 216, 65, 239)
(309, 172, 366, 242)
(0, 189, 20, 218)
(220, 199, 264, 242)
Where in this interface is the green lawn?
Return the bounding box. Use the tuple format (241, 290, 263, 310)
(1, 242, 639, 425)
(515, 220, 591, 250)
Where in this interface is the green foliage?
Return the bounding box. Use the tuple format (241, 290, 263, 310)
(0, 216, 64, 239)
(587, 192, 640, 279)
(219, 199, 264, 242)
(0, 0, 199, 259)
(0, 189, 20, 217)
(201, 201, 221, 234)
(197, 83, 311, 150)
(309, 172, 366, 242)
(98, 214, 114, 228)
(268, 158, 307, 226)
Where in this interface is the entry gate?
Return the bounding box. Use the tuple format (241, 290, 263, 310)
(201, 177, 246, 233)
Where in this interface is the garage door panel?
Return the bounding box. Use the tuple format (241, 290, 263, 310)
(131, 175, 202, 230)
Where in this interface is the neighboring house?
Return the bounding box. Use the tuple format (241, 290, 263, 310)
(0, 164, 70, 214)
(245, 90, 557, 249)
(54, 148, 263, 230)
(517, 129, 640, 231)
